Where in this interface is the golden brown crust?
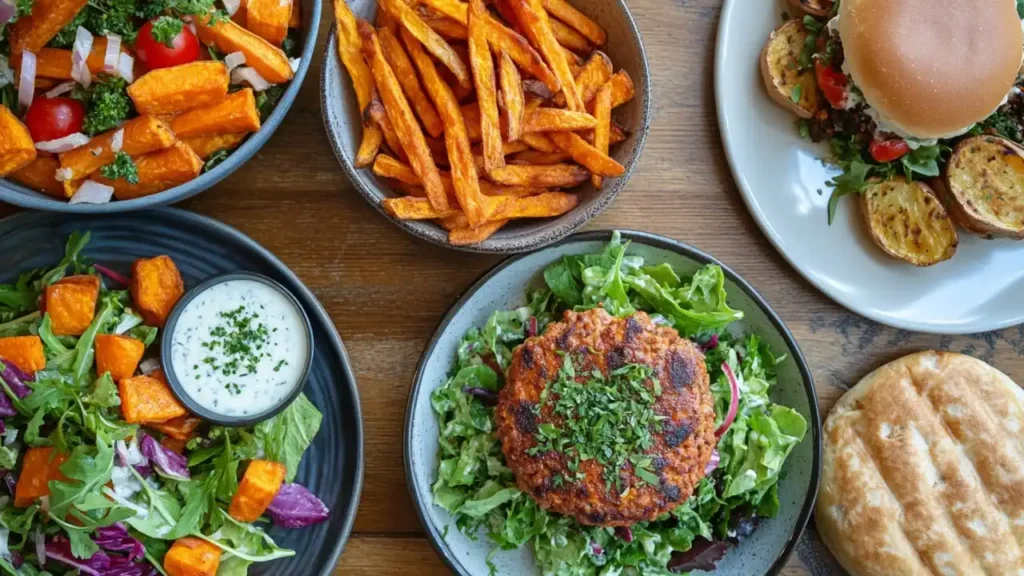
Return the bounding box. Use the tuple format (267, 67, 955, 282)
(839, 0, 1022, 139)
(859, 178, 958, 267)
(760, 20, 820, 119)
(494, 309, 716, 527)
(817, 351, 1024, 576)
(944, 135, 1024, 239)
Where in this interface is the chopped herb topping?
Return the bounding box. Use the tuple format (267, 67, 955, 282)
(151, 16, 184, 48)
(200, 305, 271, 380)
(99, 151, 139, 184)
(76, 75, 133, 136)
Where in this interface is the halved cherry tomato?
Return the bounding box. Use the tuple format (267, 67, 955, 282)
(23, 97, 86, 143)
(814, 61, 848, 109)
(868, 139, 912, 163)
(134, 19, 201, 71)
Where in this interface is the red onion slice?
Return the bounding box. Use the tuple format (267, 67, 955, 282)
(224, 51, 246, 73)
(223, 0, 241, 16)
(116, 53, 134, 83)
(44, 81, 76, 98)
(111, 128, 124, 153)
(715, 362, 741, 437)
(0, 0, 15, 25)
(35, 133, 91, 153)
(94, 263, 130, 286)
(17, 51, 35, 109)
(103, 34, 121, 73)
(704, 449, 720, 475)
(231, 66, 272, 91)
(69, 180, 114, 205)
(71, 27, 94, 88)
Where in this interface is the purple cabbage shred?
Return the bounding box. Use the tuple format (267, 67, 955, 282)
(266, 483, 330, 529)
(139, 434, 189, 481)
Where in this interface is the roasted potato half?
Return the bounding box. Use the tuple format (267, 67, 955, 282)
(761, 20, 820, 119)
(860, 178, 958, 267)
(787, 0, 834, 18)
(944, 135, 1024, 239)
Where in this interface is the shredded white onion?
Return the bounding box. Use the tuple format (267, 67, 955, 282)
(231, 66, 272, 91)
(55, 167, 74, 182)
(116, 52, 134, 83)
(34, 529, 45, 566)
(0, 55, 13, 89)
(2, 428, 16, 446)
(17, 51, 35, 109)
(102, 485, 148, 517)
(35, 133, 91, 153)
(113, 312, 142, 335)
(139, 358, 161, 375)
(44, 81, 76, 98)
(109, 467, 144, 500)
(71, 27, 94, 88)
(69, 180, 114, 204)
(0, 527, 9, 560)
(111, 128, 124, 153)
(103, 34, 121, 73)
(289, 57, 301, 73)
(224, 51, 246, 73)
(223, 0, 241, 17)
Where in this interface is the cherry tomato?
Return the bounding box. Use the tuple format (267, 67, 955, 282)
(23, 97, 86, 142)
(814, 61, 849, 109)
(869, 139, 912, 163)
(134, 19, 201, 71)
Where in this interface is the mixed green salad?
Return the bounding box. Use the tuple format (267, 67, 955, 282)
(431, 233, 808, 575)
(0, 233, 329, 576)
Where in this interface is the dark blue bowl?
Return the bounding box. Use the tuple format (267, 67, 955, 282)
(0, 0, 321, 213)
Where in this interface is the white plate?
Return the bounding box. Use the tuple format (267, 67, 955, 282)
(715, 0, 1024, 335)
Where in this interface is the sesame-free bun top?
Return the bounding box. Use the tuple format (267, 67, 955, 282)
(839, 0, 1023, 139)
(816, 351, 1024, 576)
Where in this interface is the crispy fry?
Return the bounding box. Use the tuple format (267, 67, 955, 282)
(382, 196, 460, 219)
(376, 154, 540, 199)
(524, 107, 596, 132)
(460, 102, 482, 142)
(491, 190, 578, 217)
(402, 26, 492, 225)
(449, 219, 509, 245)
(509, 0, 583, 111)
(554, 50, 611, 107)
(468, 0, 504, 173)
(562, 45, 583, 75)
(95, 143, 204, 200)
(379, 0, 471, 88)
(9, 157, 63, 197)
(419, 0, 467, 23)
(232, 0, 249, 25)
(7, 0, 88, 54)
(0, 106, 36, 177)
(522, 79, 553, 99)
(289, 0, 301, 28)
(548, 131, 623, 178)
(590, 82, 612, 187)
(196, 14, 293, 84)
(439, 46, 476, 101)
(334, 0, 383, 168)
(59, 115, 176, 189)
(361, 22, 449, 212)
(182, 132, 248, 160)
(15, 38, 121, 80)
(170, 88, 261, 139)
(498, 51, 525, 142)
(606, 70, 635, 108)
(543, 0, 606, 46)
(521, 132, 558, 153)
(246, 0, 291, 46)
(366, 94, 407, 161)
(355, 119, 384, 167)
(422, 13, 468, 40)
(379, 27, 444, 138)
(373, 153, 420, 184)
(510, 150, 572, 165)
(128, 61, 230, 116)
(488, 163, 589, 188)
(549, 17, 590, 52)
(481, 8, 559, 94)
(610, 120, 628, 144)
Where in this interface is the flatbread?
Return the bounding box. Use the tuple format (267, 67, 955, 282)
(816, 351, 1024, 576)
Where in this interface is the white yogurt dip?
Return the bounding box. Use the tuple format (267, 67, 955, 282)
(169, 279, 309, 417)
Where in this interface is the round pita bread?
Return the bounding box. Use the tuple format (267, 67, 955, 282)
(816, 351, 1024, 576)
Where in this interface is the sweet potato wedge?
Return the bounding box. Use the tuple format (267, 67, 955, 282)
(59, 115, 176, 188)
(366, 97, 407, 161)
(333, 0, 383, 168)
(480, 8, 559, 94)
(548, 130, 623, 178)
(860, 178, 958, 266)
(0, 106, 36, 177)
(521, 132, 558, 153)
(149, 416, 202, 441)
(508, 0, 583, 111)
(469, 0, 504, 173)
(590, 82, 612, 187)
(375, 154, 539, 201)
(761, 20, 819, 119)
(45, 275, 100, 336)
(380, 0, 471, 88)
(524, 108, 597, 132)
(14, 447, 68, 508)
(95, 334, 145, 382)
(289, 0, 301, 28)
(196, 14, 294, 84)
(228, 460, 286, 522)
(169, 88, 261, 139)
(120, 370, 187, 424)
(15, 38, 120, 80)
(440, 191, 578, 226)
(549, 18, 590, 53)
(498, 51, 524, 143)
(510, 150, 572, 165)
(379, 27, 444, 139)
(9, 157, 63, 198)
(182, 133, 248, 160)
(128, 61, 230, 116)
(96, 143, 204, 200)
(605, 70, 635, 109)
(449, 219, 509, 245)
(488, 163, 589, 188)
(164, 538, 221, 576)
(383, 196, 461, 220)
(246, 0, 291, 46)
(131, 255, 185, 328)
(542, 0, 606, 46)
(423, 13, 468, 41)
(944, 135, 1024, 238)
(0, 336, 45, 375)
(554, 50, 611, 107)
(7, 0, 88, 54)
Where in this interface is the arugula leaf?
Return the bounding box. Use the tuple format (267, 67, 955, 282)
(255, 394, 322, 482)
(900, 144, 942, 178)
(199, 509, 295, 563)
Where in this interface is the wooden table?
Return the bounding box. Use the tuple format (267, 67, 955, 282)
(6, 1, 1024, 574)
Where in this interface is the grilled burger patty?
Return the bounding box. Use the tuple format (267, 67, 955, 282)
(494, 308, 717, 527)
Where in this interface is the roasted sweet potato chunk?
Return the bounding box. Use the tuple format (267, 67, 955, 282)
(59, 115, 176, 188)
(44, 275, 100, 336)
(246, 0, 291, 46)
(196, 14, 293, 84)
(0, 336, 45, 375)
(181, 133, 248, 160)
(164, 537, 221, 576)
(97, 143, 204, 200)
(228, 460, 287, 522)
(119, 370, 187, 424)
(128, 61, 230, 116)
(131, 255, 185, 328)
(0, 106, 36, 177)
(9, 157, 63, 198)
(169, 88, 261, 139)
(149, 416, 202, 441)
(15, 447, 68, 508)
(7, 0, 88, 54)
(95, 334, 145, 382)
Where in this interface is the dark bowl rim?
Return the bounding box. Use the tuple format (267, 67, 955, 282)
(0, 0, 323, 214)
(159, 271, 316, 427)
(319, 0, 653, 254)
(0, 207, 364, 576)
(403, 229, 823, 576)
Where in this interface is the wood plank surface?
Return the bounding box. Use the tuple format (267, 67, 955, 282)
(3, 1, 1022, 575)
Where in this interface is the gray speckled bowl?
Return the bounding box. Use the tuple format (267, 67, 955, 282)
(0, 0, 321, 213)
(405, 230, 822, 575)
(321, 2, 651, 253)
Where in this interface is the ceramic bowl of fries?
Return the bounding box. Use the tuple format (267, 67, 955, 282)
(322, 0, 650, 252)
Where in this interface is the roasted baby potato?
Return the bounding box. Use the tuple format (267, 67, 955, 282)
(944, 135, 1024, 239)
(761, 20, 820, 119)
(860, 178, 958, 267)
(787, 0, 833, 18)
